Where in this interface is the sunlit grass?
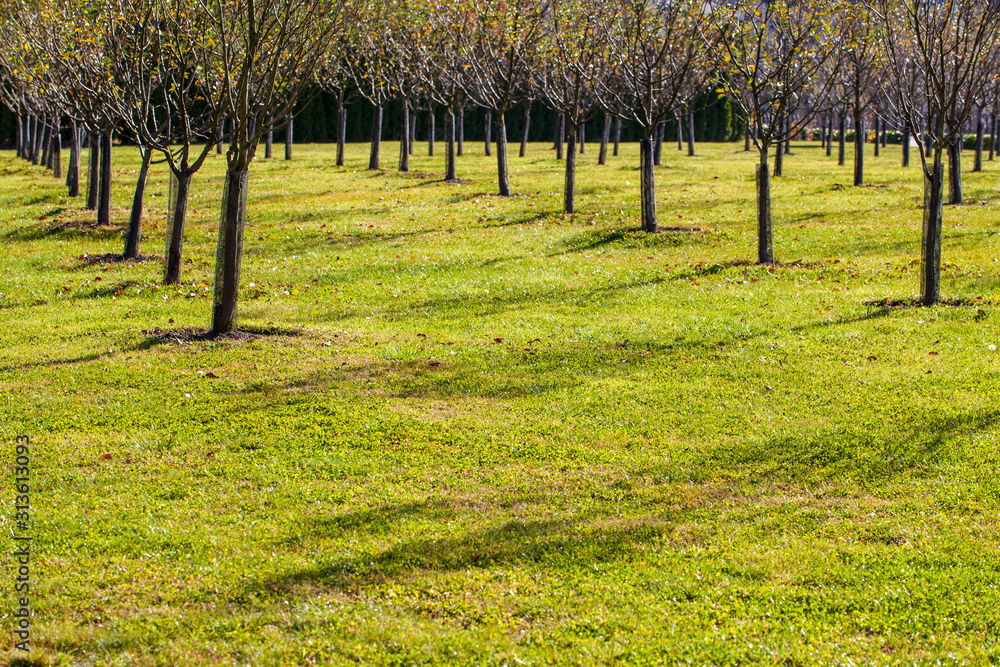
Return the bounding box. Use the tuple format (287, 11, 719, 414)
(2, 138, 1000, 665)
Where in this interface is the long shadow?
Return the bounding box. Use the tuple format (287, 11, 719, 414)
(710, 408, 1000, 485)
(550, 227, 709, 257)
(4, 219, 123, 243)
(251, 509, 667, 596)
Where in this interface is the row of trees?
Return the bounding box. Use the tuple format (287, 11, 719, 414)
(1, 0, 998, 334)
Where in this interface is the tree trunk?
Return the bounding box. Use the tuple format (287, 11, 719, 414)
(926, 114, 934, 158)
(216, 117, 224, 154)
(484, 111, 492, 157)
(398, 102, 410, 172)
(613, 116, 621, 157)
(990, 114, 997, 162)
(598, 113, 611, 165)
(265, 129, 273, 158)
(881, 119, 888, 147)
(284, 116, 293, 160)
(51, 118, 62, 179)
(40, 120, 51, 169)
(973, 107, 984, 173)
(32, 117, 43, 165)
(948, 137, 963, 204)
(123, 147, 151, 259)
(873, 115, 880, 157)
(825, 113, 833, 157)
(98, 128, 112, 226)
(686, 110, 696, 156)
(579, 122, 585, 154)
(756, 148, 774, 264)
(783, 117, 792, 154)
(902, 123, 911, 168)
(457, 106, 464, 156)
(409, 114, 416, 155)
(745, 126, 751, 152)
(854, 113, 865, 186)
(495, 111, 510, 196)
(564, 129, 576, 214)
(211, 168, 249, 335)
(773, 134, 783, 177)
(675, 111, 683, 151)
(86, 132, 99, 210)
(838, 112, 846, 166)
(163, 171, 192, 285)
(555, 113, 563, 160)
(368, 105, 383, 170)
(519, 105, 530, 158)
(921, 155, 944, 305)
(445, 108, 457, 181)
(67, 119, 80, 197)
(428, 109, 435, 157)
(639, 138, 657, 233)
(337, 106, 347, 166)
(654, 121, 664, 166)
(16, 114, 23, 159)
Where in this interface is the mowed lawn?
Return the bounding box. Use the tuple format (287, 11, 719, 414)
(2, 137, 1000, 666)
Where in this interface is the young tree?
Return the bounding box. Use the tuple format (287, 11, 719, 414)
(317, 38, 357, 168)
(837, 4, 882, 186)
(414, 0, 471, 182)
(348, 0, 396, 171)
(537, 0, 607, 214)
(460, 0, 547, 196)
(710, 0, 841, 264)
(206, 0, 350, 334)
(876, 0, 1000, 305)
(106, 0, 229, 271)
(592, 0, 708, 233)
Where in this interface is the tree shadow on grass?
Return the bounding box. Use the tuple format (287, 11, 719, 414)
(551, 227, 709, 256)
(255, 508, 667, 595)
(709, 408, 1000, 486)
(4, 218, 122, 242)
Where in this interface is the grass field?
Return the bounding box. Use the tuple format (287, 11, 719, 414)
(2, 138, 1000, 666)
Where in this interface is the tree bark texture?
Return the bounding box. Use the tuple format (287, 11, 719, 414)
(98, 128, 112, 227)
(686, 111, 696, 156)
(211, 168, 249, 334)
(973, 107, 984, 172)
(428, 109, 435, 157)
(564, 131, 576, 214)
(838, 113, 846, 166)
(495, 112, 510, 196)
(368, 105, 383, 170)
(337, 106, 347, 166)
(555, 114, 563, 160)
(284, 116, 293, 161)
(639, 138, 657, 233)
(445, 109, 457, 181)
(921, 157, 944, 305)
(163, 171, 192, 285)
(67, 119, 80, 197)
(86, 132, 99, 210)
(484, 112, 492, 157)
(854, 115, 865, 186)
(399, 103, 410, 172)
(124, 148, 151, 259)
(613, 117, 621, 157)
(948, 138, 963, 205)
(598, 113, 611, 165)
(757, 149, 774, 265)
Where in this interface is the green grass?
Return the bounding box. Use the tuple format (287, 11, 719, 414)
(2, 138, 1000, 666)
